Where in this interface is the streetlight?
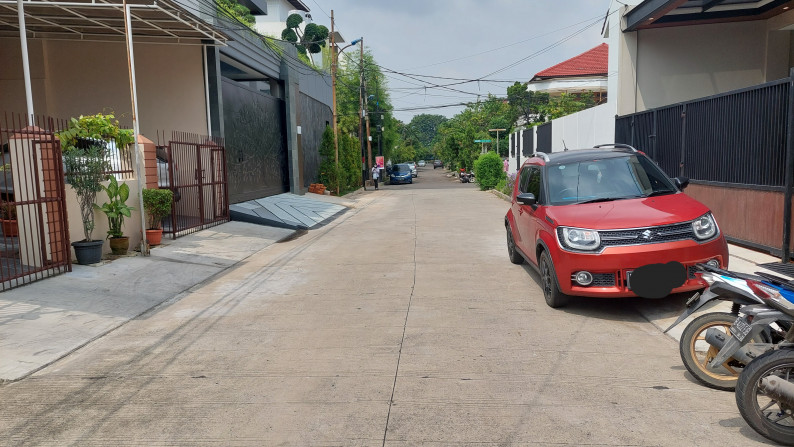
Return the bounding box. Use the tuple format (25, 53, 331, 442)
(330, 10, 360, 194)
(489, 128, 506, 155)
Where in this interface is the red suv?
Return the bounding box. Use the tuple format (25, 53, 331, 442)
(505, 144, 728, 308)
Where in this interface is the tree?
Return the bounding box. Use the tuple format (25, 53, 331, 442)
(281, 14, 329, 63)
(507, 82, 549, 126)
(407, 114, 448, 151)
(540, 92, 596, 120)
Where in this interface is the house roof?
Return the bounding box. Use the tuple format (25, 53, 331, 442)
(624, 0, 794, 31)
(530, 43, 608, 81)
(287, 0, 310, 12)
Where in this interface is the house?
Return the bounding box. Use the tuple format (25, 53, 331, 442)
(0, 0, 332, 288)
(251, 0, 311, 39)
(528, 43, 608, 103)
(508, 0, 794, 259)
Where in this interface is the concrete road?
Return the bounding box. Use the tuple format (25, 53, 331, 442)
(0, 165, 772, 445)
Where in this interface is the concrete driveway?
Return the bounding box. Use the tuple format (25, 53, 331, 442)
(0, 165, 774, 445)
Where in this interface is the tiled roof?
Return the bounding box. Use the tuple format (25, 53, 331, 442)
(531, 43, 608, 80)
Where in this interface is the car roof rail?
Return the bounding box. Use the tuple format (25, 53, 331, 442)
(531, 151, 550, 162)
(594, 143, 638, 153)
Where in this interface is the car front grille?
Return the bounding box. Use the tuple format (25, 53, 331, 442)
(558, 221, 703, 252)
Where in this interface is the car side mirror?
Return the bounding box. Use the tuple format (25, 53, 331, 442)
(517, 192, 536, 207)
(674, 177, 689, 190)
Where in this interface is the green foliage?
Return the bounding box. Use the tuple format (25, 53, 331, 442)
(282, 13, 328, 60)
(63, 146, 110, 241)
(473, 151, 506, 191)
(540, 92, 596, 120)
(281, 28, 298, 42)
(286, 13, 303, 29)
(496, 178, 508, 195)
(56, 113, 134, 153)
(216, 0, 254, 27)
(142, 189, 173, 230)
(507, 82, 549, 126)
(95, 176, 134, 239)
(318, 126, 340, 193)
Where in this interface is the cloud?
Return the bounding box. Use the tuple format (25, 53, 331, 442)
(320, 0, 611, 122)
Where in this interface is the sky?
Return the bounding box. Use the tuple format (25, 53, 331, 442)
(304, 0, 614, 124)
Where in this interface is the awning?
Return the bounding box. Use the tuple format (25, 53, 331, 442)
(625, 0, 794, 31)
(0, 0, 228, 45)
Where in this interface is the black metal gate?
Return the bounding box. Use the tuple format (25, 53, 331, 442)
(0, 114, 71, 290)
(222, 78, 289, 203)
(162, 131, 229, 238)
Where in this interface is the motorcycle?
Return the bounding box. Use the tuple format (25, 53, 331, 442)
(665, 264, 791, 390)
(735, 346, 794, 445)
(459, 168, 472, 183)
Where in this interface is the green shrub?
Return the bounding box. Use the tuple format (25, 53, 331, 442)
(496, 178, 507, 195)
(142, 188, 173, 230)
(473, 151, 506, 191)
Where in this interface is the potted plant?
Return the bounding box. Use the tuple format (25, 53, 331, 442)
(0, 200, 17, 237)
(63, 145, 109, 264)
(142, 188, 173, 246)
(95, 176, 134, 255)
(57, 113, 134, 152)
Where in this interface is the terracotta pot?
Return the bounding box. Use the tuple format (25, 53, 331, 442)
(108, 236, 129, 255)
(72, 240, 104, 265)
(146, 228, 163, 246)
(1, 219, 18, 237)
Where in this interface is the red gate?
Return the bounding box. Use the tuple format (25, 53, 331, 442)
(161, 131, 229, 238)
(0, 114, 71, 290)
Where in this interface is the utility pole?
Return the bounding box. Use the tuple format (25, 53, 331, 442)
(361, 41, 373, 180)
(330, 10, 339, 195)
(358, 37, 366, 189)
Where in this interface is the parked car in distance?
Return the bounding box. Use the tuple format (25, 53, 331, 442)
(406, 161, 417, 177)
(390, 163, 413, 184)
(504, 144, 729, 308)
(417, 160, 426, 167)
(433, 160, 443, 169)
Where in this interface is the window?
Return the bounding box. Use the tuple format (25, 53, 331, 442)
(518, 167, 530, 193)
(526, 167, 541, 200)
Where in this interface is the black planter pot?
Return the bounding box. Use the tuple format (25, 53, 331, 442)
(71, 239, 104, 265)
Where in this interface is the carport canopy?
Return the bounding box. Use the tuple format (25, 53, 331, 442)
(625, 0, 794, 31)
(0, 0, 228, 45)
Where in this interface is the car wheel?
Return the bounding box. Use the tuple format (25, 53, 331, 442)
(506, 226, 523, 264)
(539, 251, 568, 308)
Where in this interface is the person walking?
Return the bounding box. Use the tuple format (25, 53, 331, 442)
(371, 164, 379, 190)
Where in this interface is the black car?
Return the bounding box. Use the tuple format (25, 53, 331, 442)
(433, 160, 443, 169)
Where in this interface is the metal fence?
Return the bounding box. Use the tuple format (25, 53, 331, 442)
(158, 131, 229, 238)
(616, 78, 790, 187)
(537, 122, 552, 152)
(0, 113, 71, 290)
(615, 75, 794, 259)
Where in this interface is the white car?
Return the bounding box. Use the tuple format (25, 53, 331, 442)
(407, 161, 417, 177)
(417, 160, 426, 167)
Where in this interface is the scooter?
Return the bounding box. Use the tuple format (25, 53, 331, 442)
(733, 278, 794, 445)
(459, 168, 471, 183)
(735, 346, 794, 445)
(665, 264, 791, 390)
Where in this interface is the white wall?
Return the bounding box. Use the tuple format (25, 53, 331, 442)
(615, 9, 794, 116)
(550, 103, 615, 152)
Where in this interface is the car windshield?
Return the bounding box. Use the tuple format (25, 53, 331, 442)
(393, 164, 410, 173)
(546, 154, 677, 206)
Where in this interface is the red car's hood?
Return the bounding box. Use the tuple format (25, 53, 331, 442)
(546, 193, 712, 230)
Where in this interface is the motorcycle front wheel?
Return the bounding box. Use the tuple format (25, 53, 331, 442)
(736, 349, 794, 446)
(679, 312, 768, 391)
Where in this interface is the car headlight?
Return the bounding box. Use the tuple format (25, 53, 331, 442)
(692, 213, 718, 240)
(559, 227, 601, 251)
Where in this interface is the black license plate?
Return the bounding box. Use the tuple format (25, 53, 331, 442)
(730, 317, 752, 342)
